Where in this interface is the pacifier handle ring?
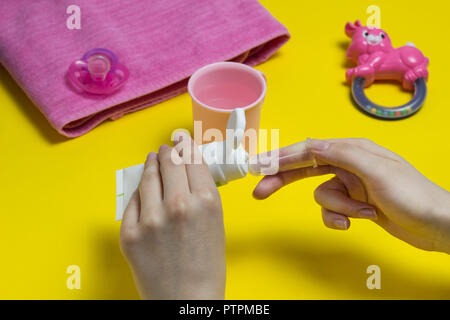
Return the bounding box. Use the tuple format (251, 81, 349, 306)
(351, 77, 427, 120)
(82, 48, 119, 72)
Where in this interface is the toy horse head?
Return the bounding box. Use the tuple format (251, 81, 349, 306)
(345, 20, 393, 63)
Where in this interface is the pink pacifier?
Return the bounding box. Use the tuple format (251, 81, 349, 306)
(67, 48, 129, 95)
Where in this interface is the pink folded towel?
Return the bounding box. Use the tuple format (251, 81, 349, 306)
(0, 0, 289, 137)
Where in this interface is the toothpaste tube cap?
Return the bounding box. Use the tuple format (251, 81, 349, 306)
(198, 108, 249, 186)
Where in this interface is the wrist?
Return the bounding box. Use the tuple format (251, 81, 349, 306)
(429, 186, 450, 254)
(139, 282, 225, 300)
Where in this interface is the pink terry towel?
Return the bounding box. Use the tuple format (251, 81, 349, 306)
(0, 0, 289, 137)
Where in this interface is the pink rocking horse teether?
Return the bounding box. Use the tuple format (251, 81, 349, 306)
(345, 20, 429, 119)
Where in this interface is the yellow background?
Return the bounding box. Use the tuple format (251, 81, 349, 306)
(1, 0, 449, 299)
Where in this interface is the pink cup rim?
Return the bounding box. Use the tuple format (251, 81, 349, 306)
(188, 61, 267, 113)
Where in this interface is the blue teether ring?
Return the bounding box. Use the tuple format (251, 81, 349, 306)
(352, 77, 427, 120)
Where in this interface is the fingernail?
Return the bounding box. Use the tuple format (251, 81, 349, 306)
(334, 219, 349, 230)
(145, 152, 157, 168)
(159, 144, 170, 152)
(147, 152, 157, 161)
(359, 208, 377, 220)
(308, 139, 330, 151)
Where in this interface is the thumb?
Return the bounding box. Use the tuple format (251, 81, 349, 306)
(308, 139, 384, 180)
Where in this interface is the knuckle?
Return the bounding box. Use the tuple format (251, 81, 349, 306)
(141, 215, 164, 230)
(353, 138, 382, 151)
(197, 187, 219, 206)
(347, 205, 361, 217)
(327, 142, 348, 158)
(161, 147, 183, 167)
(358, 138, 374, 146)
(166, 194, 190, 219)
(140, 170, 159, 189)
(143, 161, 159, 177)
(314, 179, 333, 195)
(313, 184, 325, 202)
(338, 142, 355, 153)
(120, 228, 141, 249)
(330, 142, 360, 164)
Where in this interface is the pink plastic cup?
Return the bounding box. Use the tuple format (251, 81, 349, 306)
(188, 62, 267, 146)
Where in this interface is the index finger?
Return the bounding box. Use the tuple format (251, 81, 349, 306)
(173, 131, 216, 193)
(253, 165, 334, 200)
(139, 152, 163, 214)
(249, 139, 323, 176)
(158, 144, 190, 198)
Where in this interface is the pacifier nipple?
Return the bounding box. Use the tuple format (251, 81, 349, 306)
(87, 54, 111, 82)
(67, 48, 129, 95)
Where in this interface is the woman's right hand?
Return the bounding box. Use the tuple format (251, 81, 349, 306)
(120, 133, 226, 300)
(252, 139, 450, 254)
